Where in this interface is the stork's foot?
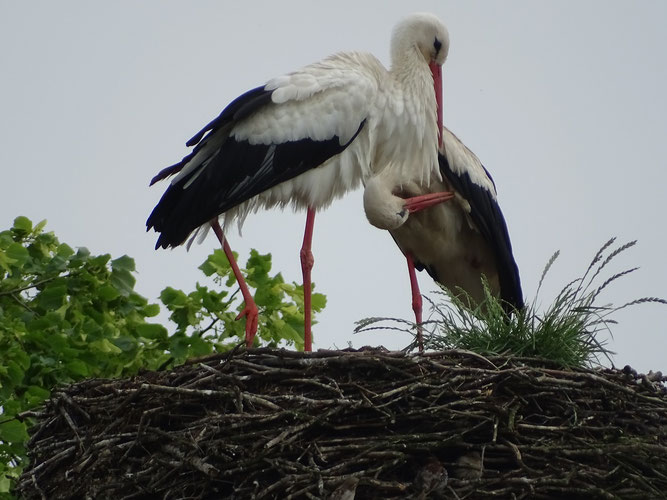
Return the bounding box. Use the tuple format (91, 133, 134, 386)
(237, 302, 259, 348)
(406, 252, 425, 353)
(209, 220, 260, 349)
(413, 296, 424, 353)
(416, 325, 424, 353)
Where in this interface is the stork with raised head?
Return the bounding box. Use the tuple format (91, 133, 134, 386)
(147, 13, 451, 351)
(363, 126, 524, 351)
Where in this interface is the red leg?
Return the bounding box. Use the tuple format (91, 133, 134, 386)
(210, 219, 259, 348)
(300, 207, 316, 352)
(406, 252, 424, 353)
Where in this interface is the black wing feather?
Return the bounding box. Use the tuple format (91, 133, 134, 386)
(438, 153, 524, 310)
(185, 86, 272, 147)
(149, 87, 272, 186)
(146, 84, 365, 249)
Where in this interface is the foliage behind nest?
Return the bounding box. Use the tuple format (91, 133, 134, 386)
(16, 349, 667, 499)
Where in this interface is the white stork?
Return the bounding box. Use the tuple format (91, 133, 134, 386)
(147, 13, 451, 351)
(363, 126, 524, 350)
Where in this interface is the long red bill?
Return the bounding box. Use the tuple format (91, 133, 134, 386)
(403, 191, 454, 214)
(429, 61, 443, 147)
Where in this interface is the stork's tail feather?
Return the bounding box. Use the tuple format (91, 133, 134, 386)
(146, 182, 198, 250)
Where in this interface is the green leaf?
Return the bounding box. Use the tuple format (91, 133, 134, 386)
(311, 292, 327, 312)
(111, 268, 136, 296)
(112, 255, 136, 273)
(5, 242, 30, 266)
(136, 323, 168, 340)
(33, 219, 48, 234)
(160, 287, 187, 307)
(36, 284, 67, 310)
(143, 303, 160, 317)
(199, 286, 227, 312)
(8, 347, 30, 370)
(89, 254, 111, 268)
(89, 338, 123, 354)
(0, 251, 14, 272)
(0, 420, 28, 443)
(0, 470, 12, 493)
(199, 249, 231, 277)
(24, 385, 50, 407)
(56, 243, 75, 258)
(254, 283, 281, 309)
(65, 360, 89, 377)
(246, 250, 272, 285)
(98, 284, 120, 301)
(5, 361, 25, 386)
(12, 216, 32, 235)
(113, 336, 138, 352)
(69, 246, 91, 267)
(168, 334, 189, 360)
(46, 254, 69, 273)
(189, 334, 213, 356)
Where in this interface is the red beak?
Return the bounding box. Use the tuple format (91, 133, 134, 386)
(403, 191, 454, 214)
(429, 61, 443, 147)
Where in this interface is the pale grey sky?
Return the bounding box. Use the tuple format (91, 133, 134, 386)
(1, 1, 665, 371)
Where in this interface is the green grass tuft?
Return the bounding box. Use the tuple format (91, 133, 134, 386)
(356, 238, 667, 368)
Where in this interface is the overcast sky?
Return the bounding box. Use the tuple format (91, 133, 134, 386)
(2, 1, 665, 372)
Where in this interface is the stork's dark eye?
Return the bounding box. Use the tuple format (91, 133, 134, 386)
(433, 37, 442, 53)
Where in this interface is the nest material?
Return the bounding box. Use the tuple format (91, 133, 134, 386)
(17, 348, 667, 499)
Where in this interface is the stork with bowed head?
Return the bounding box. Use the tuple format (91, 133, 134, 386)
(364, 126, 524, 351)
(147, 13, 452, 351)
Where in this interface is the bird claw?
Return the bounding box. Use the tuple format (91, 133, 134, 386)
(236, 304, 259, 348)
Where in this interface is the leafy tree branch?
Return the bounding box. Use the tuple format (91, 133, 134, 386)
(0, 216, 325, 497)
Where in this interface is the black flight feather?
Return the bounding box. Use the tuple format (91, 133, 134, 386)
(436, 153, 524, 311)
(146, 84, 365, 249)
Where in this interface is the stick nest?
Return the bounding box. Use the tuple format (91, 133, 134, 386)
(17, 348, 667, 499)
